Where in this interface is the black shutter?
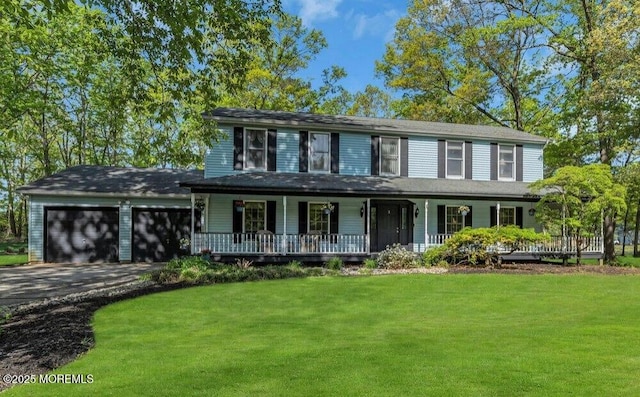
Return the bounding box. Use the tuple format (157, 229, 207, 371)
(330, 133, 340, 174)
(298, 201, 307, 234)
(267, 201, 276, 233)
(516, 145, 523, 181)
(516, 207, 523, 228)
(299, 131, 308, 172)
(490, 206, 497, 227)
(438, 140, 446, 178)
(490, 143, 498, 180)
(437, 205, 445, 234)
(371, 136, 380, 176)
(233, 127, 244, 170)
(465, 141, 473, 180)
(466, 206, 473, 228)
(267, 129, 277, 171)
(330, 202, 339, 234)
(363, 201, 368, 234)
(233, 201, 243, 242)
(401, 137, 409, 177)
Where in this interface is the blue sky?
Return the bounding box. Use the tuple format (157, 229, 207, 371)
(282, 0, 406, 93)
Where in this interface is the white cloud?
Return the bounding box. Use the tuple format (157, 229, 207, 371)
(349, 9, 402, 41)
(289, 0, 343, 26)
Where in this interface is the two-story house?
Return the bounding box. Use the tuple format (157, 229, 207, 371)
(20, 107, 558, 263)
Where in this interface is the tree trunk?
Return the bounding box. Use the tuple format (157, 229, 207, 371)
(603, 215, 616, 263)
(622, 206, 629, 256)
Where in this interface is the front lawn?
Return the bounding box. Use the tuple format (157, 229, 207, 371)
(6, 275, 640, 396)
(0, 241, 28, 266)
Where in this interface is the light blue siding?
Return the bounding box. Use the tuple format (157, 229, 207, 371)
(340, 133, 370, 176)
(205, 125, 234, 178)
(276, 129, 299, 172)
(28, 195, 191, 263)
(523, 144, 544, 182)
(408, 136, 438, 178)
(472, 141, 491, 181)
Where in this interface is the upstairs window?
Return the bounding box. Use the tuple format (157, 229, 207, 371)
(499, 144, 515, 180)
(380, 137, 400, 175)
(244, 128, 267, 169)
(310, 133, 330, 172)
(446, 141, 464, 178)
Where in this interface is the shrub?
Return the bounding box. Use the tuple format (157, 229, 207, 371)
(377, 244, 420, 269)
(424, 226, 549, 267)
(235, 258, 253, 269)
(325, 257, 344, 270)
(363, 258, 378, 269)
(287, 260, 303, 269)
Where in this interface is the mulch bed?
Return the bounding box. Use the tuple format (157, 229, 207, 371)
(1, 263, 639, 392)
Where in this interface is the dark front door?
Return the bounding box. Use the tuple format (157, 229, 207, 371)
(132, 209, 200, 262)
(373, 202, 412, 252)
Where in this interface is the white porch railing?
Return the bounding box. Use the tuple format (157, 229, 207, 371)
(424, 234, 604, 254)
(193, 233, 368, 255)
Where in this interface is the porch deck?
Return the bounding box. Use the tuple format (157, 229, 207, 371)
(192, 233, 604, 258)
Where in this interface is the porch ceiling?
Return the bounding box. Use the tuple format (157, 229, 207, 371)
(180, 172, 540, 201)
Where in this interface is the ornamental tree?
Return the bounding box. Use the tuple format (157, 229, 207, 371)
(529, 164, 626, 264)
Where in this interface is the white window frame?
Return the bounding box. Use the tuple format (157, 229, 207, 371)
(380, 136, 400, 176)
(309, 132, 331, 173)
(308, 202, 330, 235)
(243, 200, 266, 233)
(445, 205, 464, 234)
(244, 128, 267, 170)
(446, 141, 465, 179)
(498, 144, 516, 181)
(499, 206, 516, 226)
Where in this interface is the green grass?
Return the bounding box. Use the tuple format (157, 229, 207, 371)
(0, 241, 27, 266)
(6, 275, 640, 396)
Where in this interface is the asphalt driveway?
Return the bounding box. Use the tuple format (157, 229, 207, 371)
(0, 262, 164, 307)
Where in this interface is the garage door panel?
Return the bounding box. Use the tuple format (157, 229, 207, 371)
(45, 208, 119, 263)
(133, 209, 200, 263)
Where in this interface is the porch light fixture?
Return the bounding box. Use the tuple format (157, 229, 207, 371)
(528, 208, 536, 216)
(414, 207, 419, 218)
(458, 205, 470, 217)
(234, 200, 245, 212)
(195, 198, 206, 211)
(321, 202, 335, 215)
(360, 205, 365, 218)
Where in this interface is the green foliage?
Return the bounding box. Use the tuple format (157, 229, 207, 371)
(363, 258, 378, 269)
(286, 260, 303, 269)
(424, 226, 549, 267)
(377, 244, 421, 269)
(325, 257, 344, 270)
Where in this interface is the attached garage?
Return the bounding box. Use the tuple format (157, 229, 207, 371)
(132, 208, 201, 263)
(45, 207, 119, 263)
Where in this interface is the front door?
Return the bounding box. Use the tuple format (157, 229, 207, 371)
(373, 202, 412, 252)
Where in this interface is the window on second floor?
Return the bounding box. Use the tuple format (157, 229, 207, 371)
(380, 137, 400, 175)
(499, 144, 515, 180)
(446, 141, 464, 178)
(244, 128, 267, 169)
(310, 132, 330, 172)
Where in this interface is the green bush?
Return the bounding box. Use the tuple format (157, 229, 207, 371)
(287, 260, 303, 269)
(363, 258, 378, 269)
(325, 257, 344, 270)
(377, 244, 420, 269)
(423, 226, 549, 267)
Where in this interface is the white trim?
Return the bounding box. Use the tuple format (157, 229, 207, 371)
(445, 140, 465, 179)
(242, 200, 267, 233)
(243, 127, 268, 170)
(379, 136, 401, 176)
(497, 143, 516, 181)
(308, 131, 331, 173)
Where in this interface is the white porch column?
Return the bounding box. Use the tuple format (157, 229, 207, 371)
(496, 202, 501, 230)
(366, 198, 371, 254)
(424, 200, 429, 250)
(190, 193, 195, 255)
(282, 196, 288, 254)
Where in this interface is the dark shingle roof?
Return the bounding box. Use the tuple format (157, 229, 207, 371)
(19, 165, 201, 197)
(180, 172, 539, 201)
(204, 108, 548, 144)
